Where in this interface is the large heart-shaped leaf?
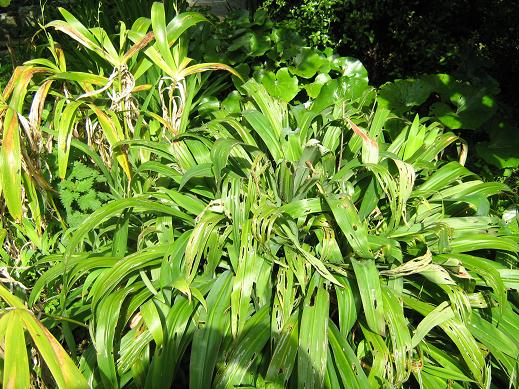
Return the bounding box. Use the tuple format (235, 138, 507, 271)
(289, 48, 326, 79)
(305, 73, 331, 98)
(430, 86, 496, 129)
(476, 123, 519, 168)
(256, 68, 299, 102)
(333, 56, 369, 81)
(378, 78, 433, 115)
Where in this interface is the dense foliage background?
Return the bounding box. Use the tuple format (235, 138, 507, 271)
(261, 0, 519, 176)
(0, 1, 518, 388)
(261, 0, 519, 101)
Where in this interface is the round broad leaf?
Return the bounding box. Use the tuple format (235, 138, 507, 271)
(253, 9, 269, 26)
(333, 57, 368, 81)
(289, 48, 326, 79)
(250, 32, 271, 56)
(476, 124, 519, 168)
(271, 28, 305, 60)
(0, 0, 11, 6)
(311, 77, 373, 112)
(426, 73, 500, 101)
(378, 78, 434, 115)
(228, 31, 270, 57)
(430, 90, 496, 130)
(480, 146, 519, 169)
(451, 90, 495, 129)
(256, 68, 299, 102)
(305, 73, 332, 99)
(318, 56, 333, 75)
(222, 91, 242, 114)
(336, 77, 372, 102)
(424, 73, 457, 98)
(429, 102, 463, 129)
(323, 47, 334, 56)
(312, 79, 338, 111)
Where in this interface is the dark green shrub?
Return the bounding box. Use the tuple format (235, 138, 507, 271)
(260, 0, 519, 122)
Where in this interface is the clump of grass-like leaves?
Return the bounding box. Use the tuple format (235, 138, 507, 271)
(1, 2, 518, 388)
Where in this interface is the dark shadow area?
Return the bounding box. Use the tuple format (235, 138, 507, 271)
(264, 0, 519, 123)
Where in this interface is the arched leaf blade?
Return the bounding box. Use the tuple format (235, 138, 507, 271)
(20, 310, 89, 389)
(150, 2, 176, 74)
(57, 101, 82, 178)
(298, 283, 329, 389)
(190, 272, 233, 389)
(328, 321, 369, 388)
(1, 108, 22, 219)
(2, 311, 30, 389)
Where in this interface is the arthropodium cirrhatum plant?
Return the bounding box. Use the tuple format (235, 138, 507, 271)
(0, 2, 239, 225)
(27, 78, 519, 388)
(1, 2, 518, 387)
(0, 283, 89, 388)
